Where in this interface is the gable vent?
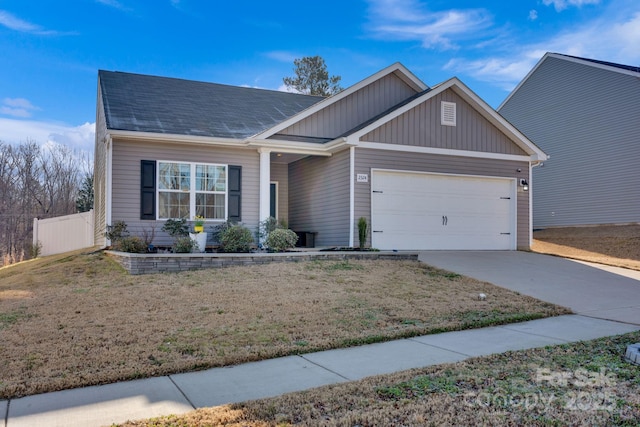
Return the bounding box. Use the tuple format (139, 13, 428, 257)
(441, 101, 456, 126)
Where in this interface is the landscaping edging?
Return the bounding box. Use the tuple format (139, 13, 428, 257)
(106, 250, 419, 275)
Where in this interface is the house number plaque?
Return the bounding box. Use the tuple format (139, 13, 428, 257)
(356, 173, 369, 183)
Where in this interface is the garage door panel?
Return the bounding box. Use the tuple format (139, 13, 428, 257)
(371, 171, 515, 250)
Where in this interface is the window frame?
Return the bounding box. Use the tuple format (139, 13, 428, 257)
(156, 160, 228, 221)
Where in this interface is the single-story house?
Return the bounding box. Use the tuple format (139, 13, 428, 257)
(94, 63, 547, 251)
(498, 52, 640, 228)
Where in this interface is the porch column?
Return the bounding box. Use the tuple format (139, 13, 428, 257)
(258, 148, 271, 230)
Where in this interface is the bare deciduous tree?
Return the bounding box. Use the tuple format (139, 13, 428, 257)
(0, 140, 88, 266)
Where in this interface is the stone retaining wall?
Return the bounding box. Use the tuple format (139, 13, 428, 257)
(106, 250, 419, 275)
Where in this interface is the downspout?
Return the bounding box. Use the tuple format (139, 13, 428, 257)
(529, 160, 544, 249)
(105, 135, 113, 247)
(349, 146, 355, 247)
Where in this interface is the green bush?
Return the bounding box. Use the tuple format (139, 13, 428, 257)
(173, 236, 196, 253)
(105, 220, 129, 241)
(218, 224, 254, 253)
(112, 236, 147, 253)
(358, 217, 368, 250)
(265, 228, 298, 252)
(161, 218, 189, 237)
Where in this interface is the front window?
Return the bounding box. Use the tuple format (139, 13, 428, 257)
(158, 161, 227, 220)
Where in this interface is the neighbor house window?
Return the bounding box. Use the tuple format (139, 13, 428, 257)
(157, 161, 227, 220)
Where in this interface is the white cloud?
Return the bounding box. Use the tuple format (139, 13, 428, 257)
(529, 10, 538, 21)
(96, 0, 132, 12)
(543, 0, 600, 12)
(264, 51, 299, 63)
(0, 10, 40, 32)
(0, 9, 61, 35)
(0, 9, 76, 35)
(365, 0, 493, 50)
(0, 118, 95, 149)
(446, 6, 640, 91)
(1, 98, 40, 118)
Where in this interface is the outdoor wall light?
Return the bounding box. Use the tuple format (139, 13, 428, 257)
(520, 179, 529, 191)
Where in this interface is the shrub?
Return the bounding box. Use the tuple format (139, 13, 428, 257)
(161, 218, 189, 237)
(112, 236, 147, 253)
(173, 236, 196, 253)
(105, 220, 129, 242)
(265, 228, 298, 252)
(218, 224, 254, 253)
(257, 216, 280, 241)
(358, 217, 368, 250)
(29, 241, 43, 258)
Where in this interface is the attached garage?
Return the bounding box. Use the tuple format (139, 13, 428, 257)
(370, 170, 516, 250)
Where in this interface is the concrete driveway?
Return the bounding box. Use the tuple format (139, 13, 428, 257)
(418, 251, 640, 325)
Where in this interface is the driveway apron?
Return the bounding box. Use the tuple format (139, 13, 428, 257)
(418, 251, 640, 325)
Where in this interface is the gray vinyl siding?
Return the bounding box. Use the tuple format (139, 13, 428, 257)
(363, 88, 527, 155)
(288, 150, 351, 246)
(93, 85, 108, 247)
(277, 73, 418, 139)
(499, 56, 640, 227)
(111, 140, 260, 247)
(270, 162, 288, 222)
(354, 148, 530, 249)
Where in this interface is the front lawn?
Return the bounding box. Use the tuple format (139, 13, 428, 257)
(0, 251, 569, 399)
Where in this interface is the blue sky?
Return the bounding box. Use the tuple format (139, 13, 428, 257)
(1, 0, 638, 150)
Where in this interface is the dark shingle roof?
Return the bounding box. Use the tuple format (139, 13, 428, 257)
(99, 70, 325, 139)
(557, 53, 640, 74)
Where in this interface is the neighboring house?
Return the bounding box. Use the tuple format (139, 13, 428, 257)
(499, 52, 640, 228)
(94, 63, 546, 251)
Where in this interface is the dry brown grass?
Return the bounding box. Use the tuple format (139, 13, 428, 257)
(533, 224, 640, 271)
(0, 250, 568, 399)
(119, 331, 640, 427)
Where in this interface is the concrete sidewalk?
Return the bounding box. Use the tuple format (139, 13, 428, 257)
(3, 315, 639, 427)
(4, 252, 640, 427)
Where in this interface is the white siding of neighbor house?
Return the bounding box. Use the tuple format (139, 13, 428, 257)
(499, 55, 640, 227)
(276, 73, 419, 139)
(110, 139, 260, 247)
(354, 149, 531, 250)
(288, 150, 351, 247)
(362, 88, 527, 155)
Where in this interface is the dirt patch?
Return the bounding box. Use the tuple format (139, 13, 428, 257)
(533, 224, 640, 271)
(0, 251, 568, 399)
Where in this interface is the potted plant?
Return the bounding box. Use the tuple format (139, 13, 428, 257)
(188, 216, 207, 253)
(193, 215, 205, 233)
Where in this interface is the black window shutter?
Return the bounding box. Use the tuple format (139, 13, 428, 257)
(228, 165, 241, 223)
(140, 160, 156, 220)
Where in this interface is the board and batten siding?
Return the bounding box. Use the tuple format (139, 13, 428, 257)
(499, 56, 640, 227)
(270, 162, 289, 221)
(111, 140, 260, 247)
(363, 88, 527, 156)
(276, 73, 418, 139)
(93, 85, 108, 247)
(288, 150, 351, 247)
(353, 148, 530, 249)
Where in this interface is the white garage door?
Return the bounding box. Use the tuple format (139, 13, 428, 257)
(371, 170, 516, 250)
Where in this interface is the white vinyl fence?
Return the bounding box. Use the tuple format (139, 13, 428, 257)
(33, 210, 94, 256)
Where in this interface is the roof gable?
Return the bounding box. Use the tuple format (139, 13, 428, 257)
(98, 70, 324, 139)
(499, 52, 640, 109)
(254, 63, 428, 140)
(350, 77, 547, 160)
